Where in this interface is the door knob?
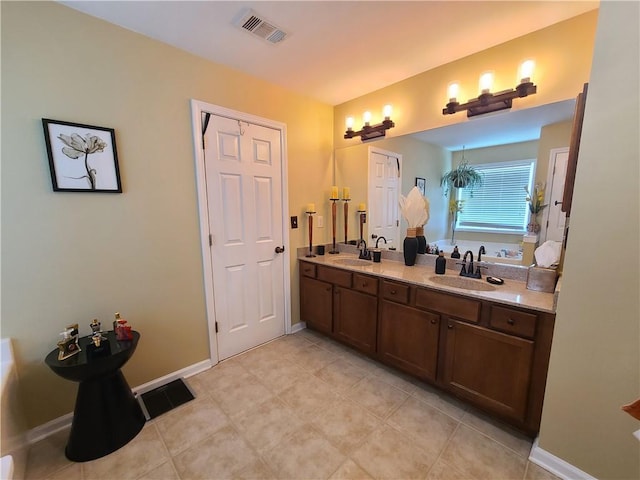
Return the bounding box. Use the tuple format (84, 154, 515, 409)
(554, 200, 563, 206)
(275, 246, 285, 253)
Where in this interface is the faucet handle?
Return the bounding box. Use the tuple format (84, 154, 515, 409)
(474, 265, 488, 278)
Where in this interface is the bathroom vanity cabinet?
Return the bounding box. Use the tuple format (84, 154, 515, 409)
(299, 260, 556, 435)
(300, 262, 378, 354)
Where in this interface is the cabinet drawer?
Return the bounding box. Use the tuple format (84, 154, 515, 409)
(317, 265, 352, 288)
(381, 280, 410, 304)
(300, 262, 317, 278)
(490, 306, 537, 339)
(353, 274, 378, 296)
(415, 288, 480, 323)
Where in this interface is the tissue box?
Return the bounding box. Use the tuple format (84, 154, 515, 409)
(526, 266, 558, 293)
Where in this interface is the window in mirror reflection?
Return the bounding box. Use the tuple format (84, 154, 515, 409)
(455, 160, 535, 234)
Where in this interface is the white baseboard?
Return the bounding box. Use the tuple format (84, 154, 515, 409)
(24, 359, 213, 447)
(26, 412, 74, 445)
(529, 438, 597, 480)
(132, 359, 212, 395)
(290, 321, 306, 334)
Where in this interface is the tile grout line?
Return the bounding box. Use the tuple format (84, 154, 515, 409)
(422, 420, 463, 480)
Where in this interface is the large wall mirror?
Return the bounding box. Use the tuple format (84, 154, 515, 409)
(335, 99, 577, 266)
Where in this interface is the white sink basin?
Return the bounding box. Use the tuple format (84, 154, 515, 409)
(428, 276, 496, 292)
(331, 258, 373, 267)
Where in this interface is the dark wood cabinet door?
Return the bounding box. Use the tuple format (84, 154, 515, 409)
(333, 287, 377, 354)
(378, 300, 439, 381)
(300, 276, 333, 334)
(442, 319, 534, 422)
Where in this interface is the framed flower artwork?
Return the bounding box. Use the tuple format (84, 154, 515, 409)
(42, 119, 122, 192)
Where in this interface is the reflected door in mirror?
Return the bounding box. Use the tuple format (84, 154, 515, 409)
(369, 149, 401, 247)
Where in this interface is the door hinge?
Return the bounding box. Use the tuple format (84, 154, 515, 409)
(209, 234, 213, 246)
(215, 321, 219, 333)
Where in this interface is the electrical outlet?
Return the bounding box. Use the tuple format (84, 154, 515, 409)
(290, 216, 298, 229)
(317, 215, 324, 228)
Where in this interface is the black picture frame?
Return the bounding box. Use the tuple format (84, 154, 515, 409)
(415, 177, 426, 196)
(42, 119, 122, 193)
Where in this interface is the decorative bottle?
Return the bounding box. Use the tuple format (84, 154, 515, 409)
(435, 251, 446, 274)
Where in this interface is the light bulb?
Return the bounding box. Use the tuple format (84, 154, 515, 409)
(479, 71, 494, 94)
(363, 111, 372, 125)
(447, 82, 459, 102)
(345, 116, 354, 130)
(383, 104, 392, 119)
(519, 60, 535, 84)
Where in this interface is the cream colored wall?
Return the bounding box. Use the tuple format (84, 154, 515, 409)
(538, 2, 640, 479)
(382, 137, 449, 243)
(1, 2, 333, 428)
(334, 11, 598, 147)
(335, 137, 448, 246)
(536, 120, 572, 187)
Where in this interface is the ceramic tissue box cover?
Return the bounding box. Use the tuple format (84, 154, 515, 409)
(526, 266, 558, 293)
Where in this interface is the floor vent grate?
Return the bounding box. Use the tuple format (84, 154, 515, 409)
(139, 378, 195, 420)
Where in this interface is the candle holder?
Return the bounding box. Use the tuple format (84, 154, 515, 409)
(329, 198, 340, 254)
(357, 208, 367, 248)
(343, 199, 350, 244)
(306, 211, 316, 257)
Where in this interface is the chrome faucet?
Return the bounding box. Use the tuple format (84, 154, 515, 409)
(375, 236, 387, 248)
(358, 239, 372, 260)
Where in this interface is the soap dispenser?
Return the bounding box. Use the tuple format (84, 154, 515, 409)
(451, 246, 461, 259)
(435, 251, 446, 274)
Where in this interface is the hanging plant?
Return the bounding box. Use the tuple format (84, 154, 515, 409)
(440, 160, 483, 197)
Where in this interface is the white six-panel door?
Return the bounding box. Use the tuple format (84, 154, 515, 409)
(203, 114, 285, 360)
(542, 147, 569, 242)
(369, 148, 401, 248)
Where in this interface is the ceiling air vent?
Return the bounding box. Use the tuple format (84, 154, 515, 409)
(233, 9, 288, 45)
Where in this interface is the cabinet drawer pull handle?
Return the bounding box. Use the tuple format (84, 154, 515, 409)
(448, 324, 454, 329)
(430, 319, 438, 325)
(326, 286, 332, 292)
(507, 318, 515, 325)
(390, 289, 397, 294)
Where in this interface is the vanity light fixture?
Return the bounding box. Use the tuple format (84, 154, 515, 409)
(344, 105, 395, 141)
(443, 61, 537, 117)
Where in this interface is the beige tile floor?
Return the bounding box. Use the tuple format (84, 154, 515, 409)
(24, 330, 561, 480)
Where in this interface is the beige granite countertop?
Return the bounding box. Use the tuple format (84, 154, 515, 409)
(299, 252, 557, 314)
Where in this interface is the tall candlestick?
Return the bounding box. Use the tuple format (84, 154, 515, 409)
(306, 212, 316, 258)
(359, 211, 366, 248)
(329, 199, 339, 254)
(343, 199, 350, 244)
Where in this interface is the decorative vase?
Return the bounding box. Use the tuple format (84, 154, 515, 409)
(527, 220, 541, 234)
(416, 226, 427, 254)
(403, 227, 419, 266)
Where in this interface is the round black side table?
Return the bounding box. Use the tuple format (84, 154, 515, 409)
(45, 330, 146, 462)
